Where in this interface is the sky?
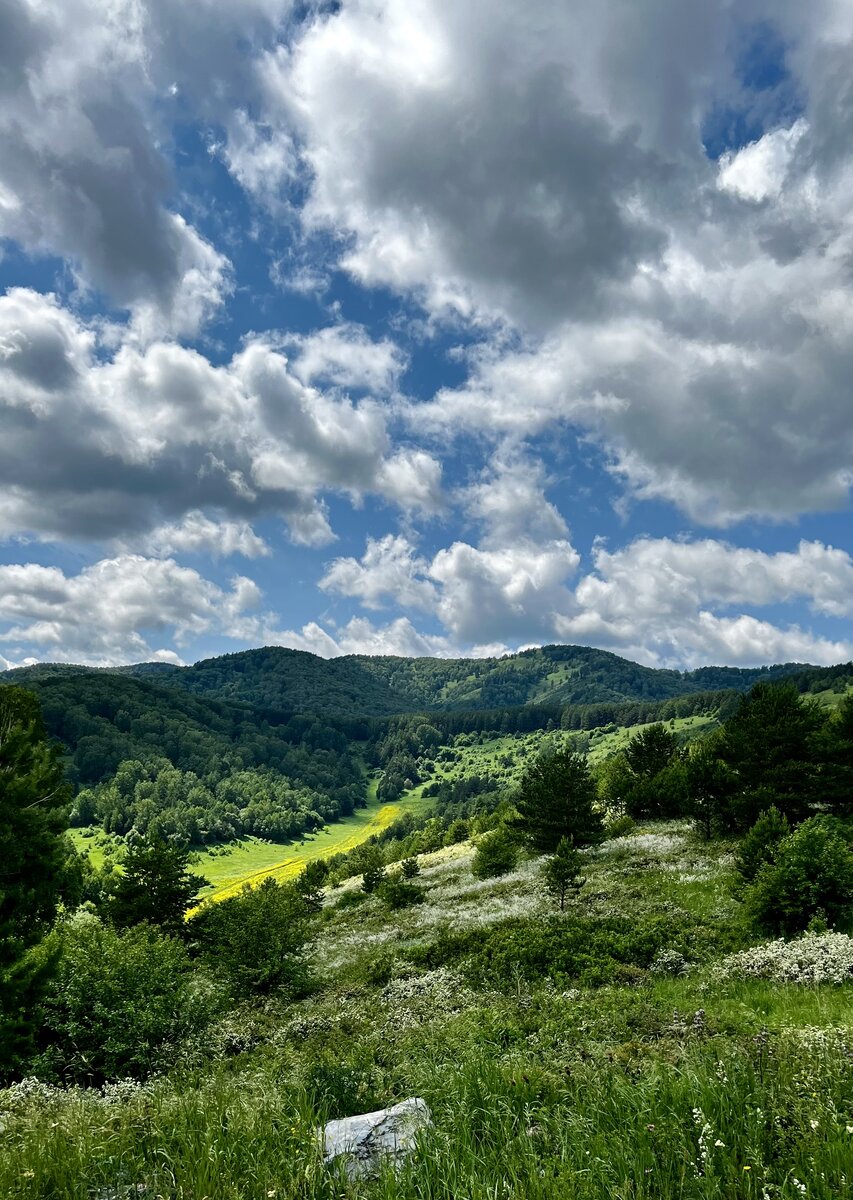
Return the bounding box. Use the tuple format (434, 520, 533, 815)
(1, 0, 853, 672)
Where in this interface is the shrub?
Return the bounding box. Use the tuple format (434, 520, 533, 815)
(379, 874, 425, 910)
(541, 838, 586, 910)
(604, 814, 635, 839)
(360, 846, 386, 894)
(744, 816, 853, 936)
(471, 825, 519, 879)
(29, 914, 221, 1084)
(714, 932, 853, 984)
(401, 857, 421, 878)
(735, 806, 790, 885)
(191, 877, 313, 997)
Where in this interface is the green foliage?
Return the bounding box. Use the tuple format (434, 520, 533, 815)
(736, 807, 790, 885)
(360, 845, 386, 894)
(106, 833, 204, 936)
(719, 683, 826, 829)
(28, 914, 220, 1084)
(685, 736, 737, 837)
(0, 687, 71, 1076)
(471, 824, 519, 879)
(624, 722, 678, 779)
(294, 859, 329, 913)
(400, 856, 420, 878)
(191, 877, 313, 997)
(378, 873, 425, 909)
(515, 747, 603, 853)
(744, 816, 853, 936)
(541, 838, 586, 911)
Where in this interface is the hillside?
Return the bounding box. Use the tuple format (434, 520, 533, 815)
(4, 643, 834, 717)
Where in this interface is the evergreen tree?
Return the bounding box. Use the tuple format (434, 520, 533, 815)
(360, 845, 386, 894)
(744, 816, 853, 936)
(471, 825, 519, 879)
(515, 748, 603, 853)
(686, 738, 736, 838)
(106, 833, 203, 936)
(401, 856, 420, 878)
(625, 723, 678, 780)
(735, 807, 790, 885)
(720, 683, 825, 829)
(542, 838, 586, 910)
(294, 859, 329, 913)
(0, 687, 72, 1076)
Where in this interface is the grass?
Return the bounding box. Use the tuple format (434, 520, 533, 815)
(5, 821, 853, 1198)
(191, 779, 434, 906)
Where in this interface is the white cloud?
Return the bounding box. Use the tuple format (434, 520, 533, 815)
(718, 119, 808, 202)
(267, 615, 505, 660)
(285, 323, 407, 394)
(322, 531, 853, 668)
(136, 512, 271, 559)
(0, 288, 443, 545)
(0, 555, 264, 666)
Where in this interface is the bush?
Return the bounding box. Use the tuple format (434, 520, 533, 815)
(401, 856, 421, 878)
(191, 877, 313, 997)
(471, 825, 519, 879)
(360, 846, 386, 894)
(744, 816, 853, 936)
(604, 814, 635, 839)
(29, 914, 221, 1084)
(735, 806, 790, 885)
(715, 931, 853, 984)
(379, 874, 425, 909)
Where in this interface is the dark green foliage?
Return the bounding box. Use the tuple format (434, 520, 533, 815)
(379, 873, 425, 909)
(294, 859, 329, 913)
(29, 915, 220, 1084)
(191, 878, 313, 997)
(735, 807, 790, 885)
(106, 833, 204, 936)
(744, 816, 853, 936)
(515, 747, 603, 853)
(359, 845, 386, 894)
(686, 737, 736, 837)
(541, 838, 586, 910)
(719, 683, 826, 829)
(0, 687, 72, 1076)
(471, 825, 519, 879)
(625, 723, 678, 779)
(401, 856, 420, 878)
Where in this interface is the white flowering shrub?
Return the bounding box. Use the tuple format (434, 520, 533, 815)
(650, 949, 689, 976)
(714, 932, 853, 984)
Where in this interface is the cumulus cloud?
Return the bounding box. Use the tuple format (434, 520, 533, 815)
(322, 531, 853, 668)
(0, 555, 264, 666)
(0, 288, 442, 546)
(135, 512, 271, 559)
(220, 0, 853, 524)
(266, 615, 505, 660)
(285, 323, 407, 394)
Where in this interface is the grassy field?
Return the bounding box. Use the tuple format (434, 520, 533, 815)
(6, 820, 853, 1198)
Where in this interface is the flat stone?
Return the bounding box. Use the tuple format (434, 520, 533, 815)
(321, 1097, 432, 1180)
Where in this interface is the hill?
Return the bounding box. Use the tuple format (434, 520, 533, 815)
(5, 643, 834, 717)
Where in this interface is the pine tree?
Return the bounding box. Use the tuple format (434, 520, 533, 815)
(515, 748, 603, 854)
(360, 845, 386, 894)
(0, 686, 72, 1076)
(542, 837, 586, 910)
(106, 833, 203, 936)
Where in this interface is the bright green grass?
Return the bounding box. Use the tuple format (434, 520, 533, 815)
(190, 778, 434, 907)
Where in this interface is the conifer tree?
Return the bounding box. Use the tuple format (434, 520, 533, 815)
(515, 748, 603, 854)
(106, 832, 203, 936)
(0, 686, 72, 1076)
(542, 838, 586, 910)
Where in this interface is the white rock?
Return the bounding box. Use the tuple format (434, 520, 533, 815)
(321, 1097, 432, 1179)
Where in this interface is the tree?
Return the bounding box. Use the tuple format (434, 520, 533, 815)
(625, 724, 678, 780)
(720, 684, 825, 829)
(515, 748, 603, 854)
(686, 739, 736, 838)
(0, 687, 72, 1076)
(191, 877, 312, 996)
(30, 914, 220, 1084)
(106, 832, 204, 936)
(379, 872, 424, 909)
(360, 845, 386, 894)
(744, 816, 853, 936)
(472, 825, 519, 879)
(401, 857, 421, 878)
(295, 859, 329, 913)
(542, 838, 586, 911)
(735, 807, 790, 885)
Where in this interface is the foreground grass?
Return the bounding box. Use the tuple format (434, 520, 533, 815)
(6, 823, 852, 1199)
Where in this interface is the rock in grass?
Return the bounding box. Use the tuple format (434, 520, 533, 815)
(321, 1097, 432, 1179)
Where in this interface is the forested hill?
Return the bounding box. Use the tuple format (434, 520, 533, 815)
(3, 643, 845, 718)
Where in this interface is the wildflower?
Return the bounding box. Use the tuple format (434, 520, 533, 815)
(714, 1138, 725, 1147)
(743, 1166, 752, 1171)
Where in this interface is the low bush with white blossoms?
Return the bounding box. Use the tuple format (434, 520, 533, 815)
(714, 932, 853, 985)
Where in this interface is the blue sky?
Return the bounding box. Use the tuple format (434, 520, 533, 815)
(1, 0, 853, 671)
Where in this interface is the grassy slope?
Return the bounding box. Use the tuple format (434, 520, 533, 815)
(7, 821, 853, 1199)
